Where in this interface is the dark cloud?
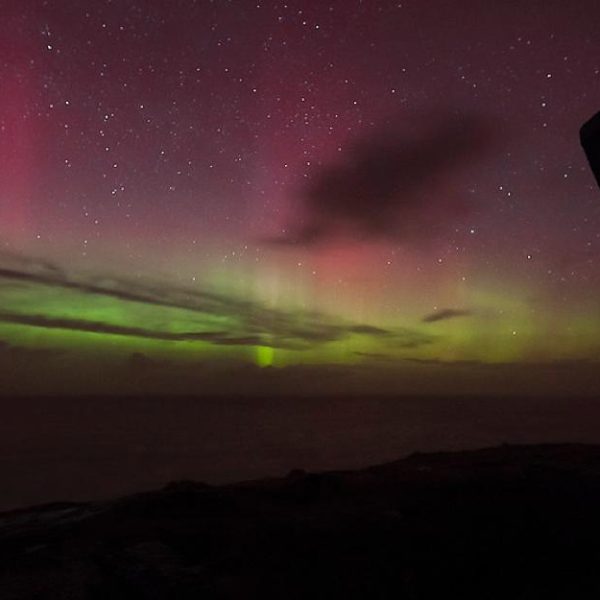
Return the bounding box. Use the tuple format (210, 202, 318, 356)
(404, 357, 486, 367)
(0, 265, 250, 318)
(403, 357, 600, 373)
(273, 111, 495, 245)
(0, 254, 434, 351)
(0, 249, 66, 277)
(0, 311, 236, 345)
(349, 325, 390, 336)
(354, 351, 395, 361)
(422, 308, 473, 323)
(0, 309, 431, 351)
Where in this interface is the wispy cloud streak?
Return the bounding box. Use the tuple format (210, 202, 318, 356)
(0, 254, 434, 350)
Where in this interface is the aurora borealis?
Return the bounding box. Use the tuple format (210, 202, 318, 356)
(2, 0, 600, 396)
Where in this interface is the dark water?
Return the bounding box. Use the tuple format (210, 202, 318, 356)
(2, 394, 599, 511)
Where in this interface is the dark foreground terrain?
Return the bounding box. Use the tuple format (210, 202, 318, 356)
(2, 444, 600, 599)
(6, 394, 600, 511)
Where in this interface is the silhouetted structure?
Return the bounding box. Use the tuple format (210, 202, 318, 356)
(581, 111, 600, 188)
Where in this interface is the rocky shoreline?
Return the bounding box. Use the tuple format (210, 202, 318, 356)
(2, 443, 600, 598)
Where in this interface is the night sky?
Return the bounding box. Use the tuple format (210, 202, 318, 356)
(2, 0, 600, 396)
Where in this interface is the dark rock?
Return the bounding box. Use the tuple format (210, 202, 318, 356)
(581, 111, 600, 188)
(3, 444, 600, 598)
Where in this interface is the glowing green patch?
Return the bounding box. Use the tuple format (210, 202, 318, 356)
(256, 345, 275, 367)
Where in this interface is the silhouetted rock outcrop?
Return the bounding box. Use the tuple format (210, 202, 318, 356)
(581, 111, 600, 188)
(2, 444, 600, 598)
